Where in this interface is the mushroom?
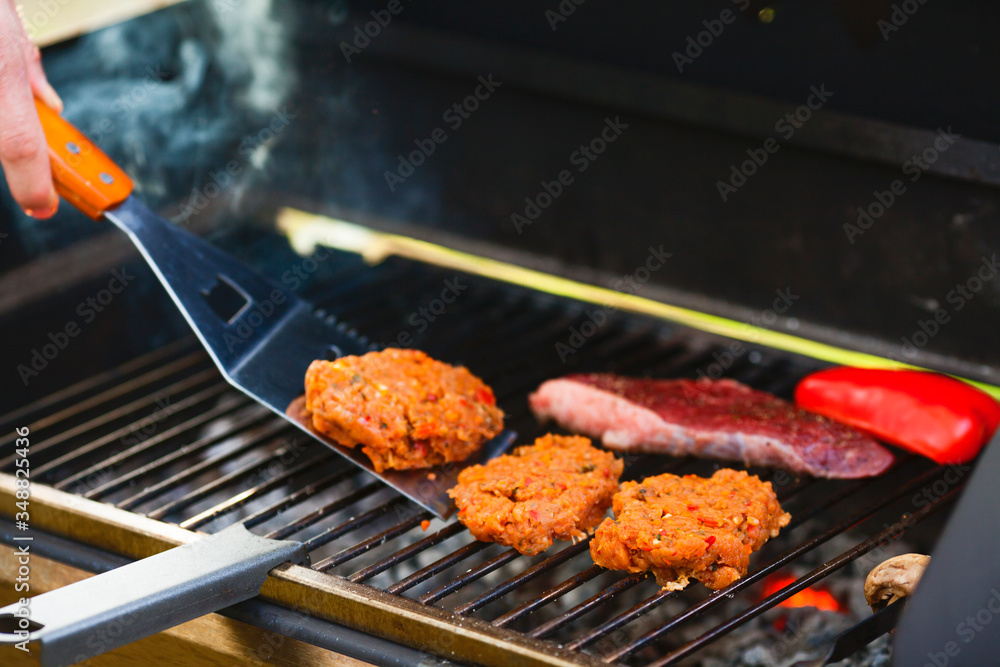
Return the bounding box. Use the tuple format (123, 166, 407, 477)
(864, 553, 931, 612)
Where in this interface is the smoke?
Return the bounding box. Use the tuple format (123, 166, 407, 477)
(9, 0, 298, 254)
(209, 0, 297, 115)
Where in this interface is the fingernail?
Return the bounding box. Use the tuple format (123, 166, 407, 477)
(25, 193, 59, 219)
(41, 84, 63, 114)
(50, 90, 64, 114)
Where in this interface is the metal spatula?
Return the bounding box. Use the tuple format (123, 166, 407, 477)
(32, 99, 514, 518)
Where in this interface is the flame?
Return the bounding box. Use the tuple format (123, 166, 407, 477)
(761, 575, 846, 613)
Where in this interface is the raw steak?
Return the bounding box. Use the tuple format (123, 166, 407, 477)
(528, 374, 894, 478)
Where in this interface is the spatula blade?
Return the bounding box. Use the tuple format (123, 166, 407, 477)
(104, 196, 514, 518)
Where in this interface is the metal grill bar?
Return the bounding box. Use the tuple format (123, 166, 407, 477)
(6, 369, 222, 471)
(301, 498, 403, 551)
(492, 564, 604, 629)
(265, 482, 384, 541)
(241, 466, 358, 530)
(33, 382, 237, 477)
(347, 523, 466, 583)
(71, 403, 273, 497)
(0, 338, 196, 434)
(140, 434, 306, 519)
(386, 541, 492, 595)
(314, 511, 432, 572)
(455, 540, 590, 617)
(32, 366, 221, 450)
(121, 422, 295, 513)
(180, 452, 338, 530)
(566, 588, 674, 652)
(494, 334, 686, 405)
(419, 548, 522, 605)
(528, 573, 647, 639)
(0, 349, 208, 455)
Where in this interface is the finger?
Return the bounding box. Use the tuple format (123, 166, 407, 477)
(0, 6, 58, 217)
(24, 41, 62, 113)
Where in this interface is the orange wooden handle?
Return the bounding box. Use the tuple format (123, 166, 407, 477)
(35, 98, 134, 219)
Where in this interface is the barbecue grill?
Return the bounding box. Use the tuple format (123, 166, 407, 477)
(1, 1, 998, 665)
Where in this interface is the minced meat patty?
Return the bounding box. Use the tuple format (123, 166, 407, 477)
(449, 434, 623, 556)
(590, 469, 790, 590)
(304, 348, 503, 472)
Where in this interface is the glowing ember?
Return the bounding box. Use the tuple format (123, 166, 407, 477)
(761, 574, 846, 613)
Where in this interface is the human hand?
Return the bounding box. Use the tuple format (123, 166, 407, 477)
(0, 0, 63, 218)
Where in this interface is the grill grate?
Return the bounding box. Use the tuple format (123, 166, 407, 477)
(0, 252, 962, 665)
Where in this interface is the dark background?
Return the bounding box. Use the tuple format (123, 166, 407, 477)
(1, 0, 998, 405)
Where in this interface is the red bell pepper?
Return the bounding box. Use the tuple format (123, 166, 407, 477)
(794, 367, 1000, 465)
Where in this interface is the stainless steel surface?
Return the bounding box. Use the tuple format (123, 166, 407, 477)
(103, 196, 513, 518)
(894, 428, 1000, 666)
(0, 523, 307, 667)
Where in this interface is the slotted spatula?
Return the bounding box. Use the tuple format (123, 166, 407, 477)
(31, 99, 514, 518)
(0, 100, 516, 666)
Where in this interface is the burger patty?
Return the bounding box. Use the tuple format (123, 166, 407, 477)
(449, 434, 623, 556)
(529, 375, 894, 478)
(304, 348, 503, 472)
(590, 469, 790, 590)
